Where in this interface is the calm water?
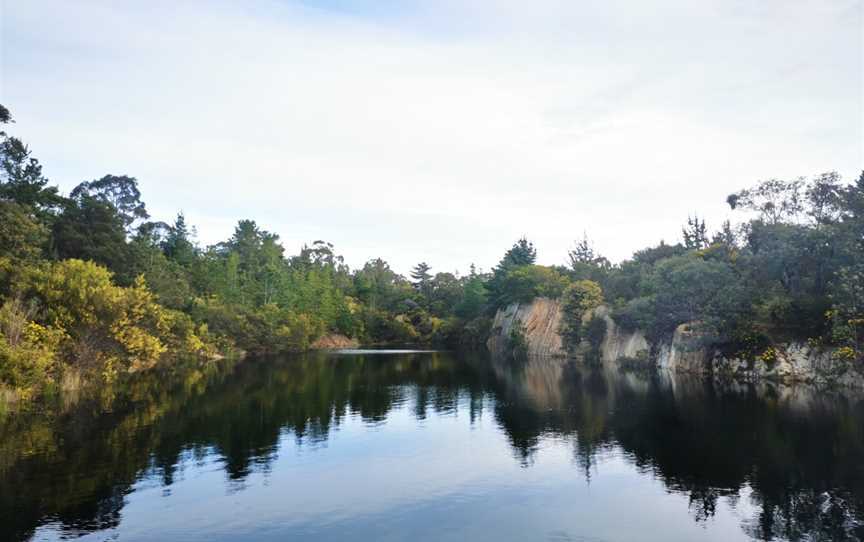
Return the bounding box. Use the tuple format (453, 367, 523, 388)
(2, 351, 863, 541)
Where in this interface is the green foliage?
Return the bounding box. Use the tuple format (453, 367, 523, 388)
(26, 260, 207, 372)
(582, 316, 608, 365)
(0, 298, 61, 396)
(2, 101, 863, 397)
(682, 216, 709, 250)
(161, 213, 197, 266)
(0, 128, 63, 216)
(455, 273, 487, 319)
(487, 238, 537, 310)
(0, 201, 47, 266)
(504, 323, 529, 360)
(70, 175, 149, 232)
(829, 264, 864, 359)
(498, 265, 569, 305)
(560, 280, 604, 353)
(53, 195, 131, 279)
(727, 177, 806, 224)
(611, 296, 655, 332)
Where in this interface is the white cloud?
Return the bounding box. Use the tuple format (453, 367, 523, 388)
(2, 0, 861, 273)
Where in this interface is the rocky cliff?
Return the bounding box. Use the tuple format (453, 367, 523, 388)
(589, 306, 651, 364)
(658, 323, 864, 388)
(488, 300, 864, 389)
(486, 298, 566, 358)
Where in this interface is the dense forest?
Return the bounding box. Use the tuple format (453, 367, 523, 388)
(0, 102, 862, 400)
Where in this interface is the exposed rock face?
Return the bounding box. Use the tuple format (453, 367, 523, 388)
(589, 306, 650, 365)
(310, 334, 360, 350)
(655, 323, 864, 388)
(488, 302, 864, 389)
(487, 298, 566, 358)
(656, 323, 711, 373)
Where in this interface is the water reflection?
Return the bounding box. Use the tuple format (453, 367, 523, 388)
(1, 352, 862, 541)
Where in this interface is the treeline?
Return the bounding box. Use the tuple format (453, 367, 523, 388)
(1, 100, 862, 398)
(479, 172, 864, 366)
(0, 106, 491, 398)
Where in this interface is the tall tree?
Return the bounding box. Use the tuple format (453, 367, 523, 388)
(805, 172, 843, 225)
(162, 213, 196, 266)
(0, 106, 63, 216)
(52, 195, 130, 277)
(410, 262, 433, 301)
(727, 178, 805, 224)
(682, 215, 709, 250)
(486, 238, 538, 310)
(568, 233, 596, 267)
(69, 175, 149, 232)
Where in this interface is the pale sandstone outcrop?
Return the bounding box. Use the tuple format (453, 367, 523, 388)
(487, 298, 566, 358)
(488, 301, 864, 389)
(588, 306, 650, 365)
(310, 333, 360, 350)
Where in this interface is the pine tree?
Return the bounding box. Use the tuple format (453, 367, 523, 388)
(682, 215, 709, 250)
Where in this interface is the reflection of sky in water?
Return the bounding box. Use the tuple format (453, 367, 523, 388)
(32, 391, 757, 542)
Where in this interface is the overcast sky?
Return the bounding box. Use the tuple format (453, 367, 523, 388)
(1, 0, 861, 275)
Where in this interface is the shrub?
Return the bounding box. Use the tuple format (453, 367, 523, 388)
(505, 323, 529, 360)
(560, 280, 603, 353)
(25, 260, 210, 375)
(0, 300, 63, 395)
(612, 296, 655, 332)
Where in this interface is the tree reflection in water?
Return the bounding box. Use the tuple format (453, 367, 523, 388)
(1, 351, 862, 541)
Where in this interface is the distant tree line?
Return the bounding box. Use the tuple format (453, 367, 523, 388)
(0, 105, 496, 398)
(0, 101, 861, 398)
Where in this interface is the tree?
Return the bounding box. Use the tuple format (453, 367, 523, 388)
(567, 233, 612, 282)
(560, 280, 604, 353)
(410, 262, 433, 301)
(353, 258, 410, 311)
(410, 262, 432, 284)
(162, 213, 197, 266)
(711, 220, 738, 248)
(455, 273, 487, 319)
(727, 177, 805, 224)
(501, 237, 536, 267)
(487, 238, 538, 310)
(296, 240, 344, 270)
(499, 265, 569, 305)
(428, 272, 461, 316)
(69, 175, 149, 232)
(53, 195, 130, 278)
(682, 215, 709, 250)
(0, 108, 63, 216)
(0, 201, 48, 265)
(650, 255, 744, 339)
(805, 172, 844, 225)
(568, 233, 596, 266)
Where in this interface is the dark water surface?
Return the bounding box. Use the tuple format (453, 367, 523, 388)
(2, 351, 863, 541)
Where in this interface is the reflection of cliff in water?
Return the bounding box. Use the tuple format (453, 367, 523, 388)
(1, 352, 862, 541)
(488, 355, 864, 541)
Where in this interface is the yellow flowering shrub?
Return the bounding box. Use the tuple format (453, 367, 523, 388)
(833, 347, 857, 362)
(758, 347, 778, 365)
(0, 259, 214, 393)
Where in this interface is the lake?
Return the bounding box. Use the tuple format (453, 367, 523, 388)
(2, 350, 863, 541)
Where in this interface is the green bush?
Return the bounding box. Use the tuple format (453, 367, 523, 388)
(560, 280, 604, 353)
(499, 265, 570, 305)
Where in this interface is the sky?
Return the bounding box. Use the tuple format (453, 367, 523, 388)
(1, 0, 861, 275)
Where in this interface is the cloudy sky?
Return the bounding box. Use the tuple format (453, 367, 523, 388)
(2, 0, 861, 274)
